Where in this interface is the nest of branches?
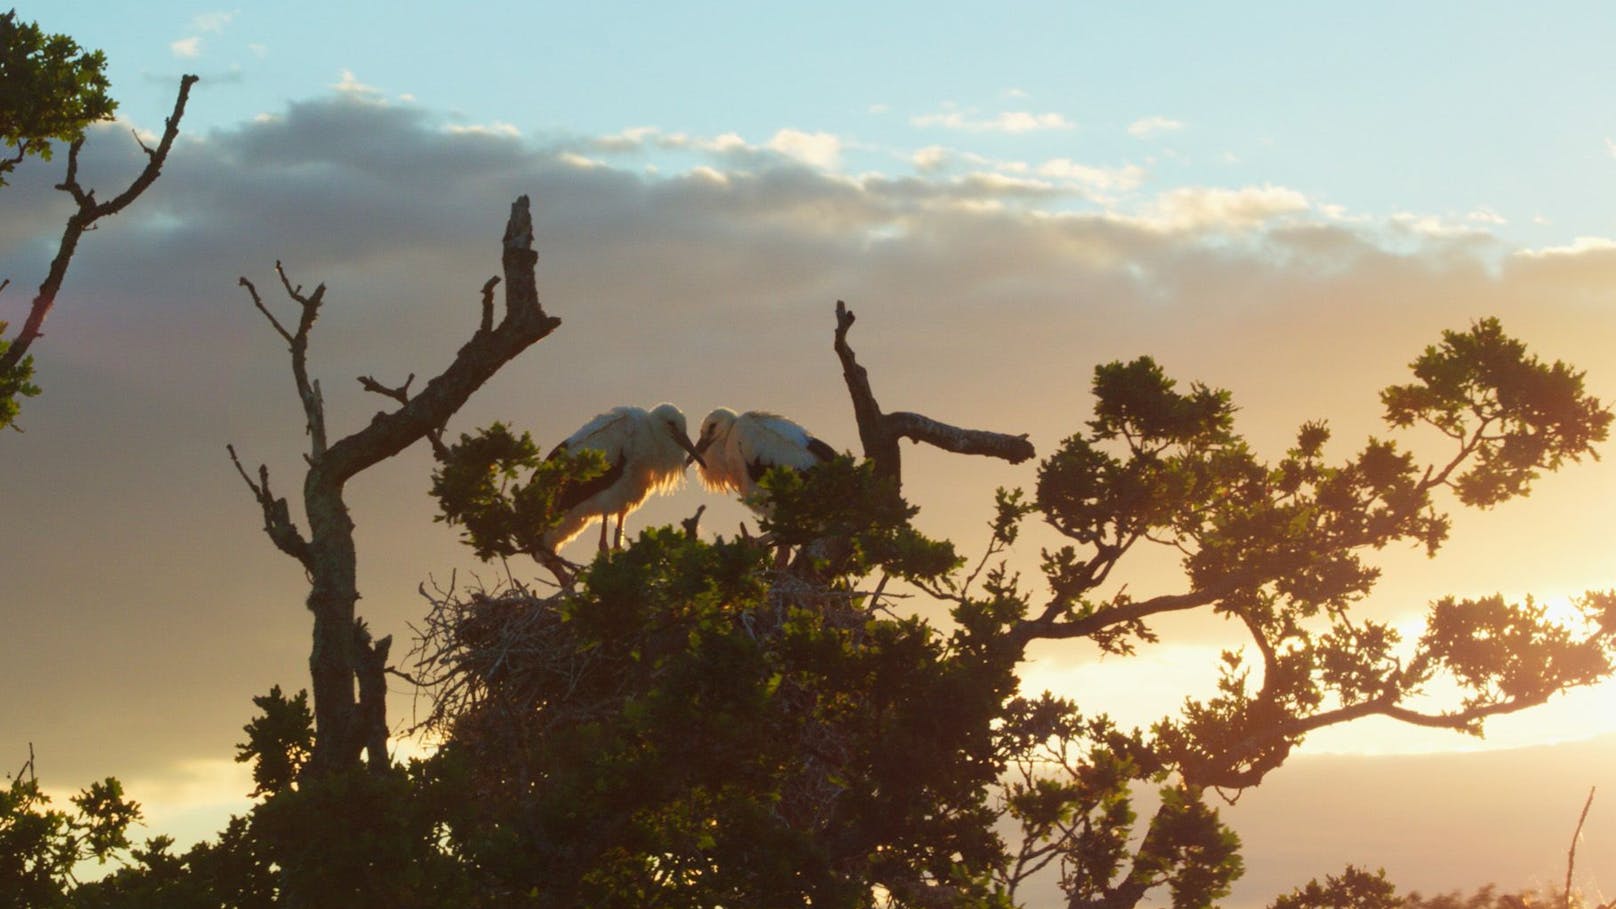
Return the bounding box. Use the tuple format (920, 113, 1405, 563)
(407, 564, 891, 830)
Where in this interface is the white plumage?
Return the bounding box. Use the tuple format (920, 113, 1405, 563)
(692, 408, 837, 508)
(543, 403, 704, 552)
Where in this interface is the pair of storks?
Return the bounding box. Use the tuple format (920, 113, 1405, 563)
(544, 405, 836, 553)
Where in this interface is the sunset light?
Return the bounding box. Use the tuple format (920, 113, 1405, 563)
(4, 4, 1614, 907)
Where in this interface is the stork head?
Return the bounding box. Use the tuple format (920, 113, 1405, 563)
(692, 407, 738, 464)
(651, 403, 705, 468)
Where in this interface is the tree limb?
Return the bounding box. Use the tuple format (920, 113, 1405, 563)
(313, 196, 559, 488)
(232, 195, 562, 781)
(886, 411, 1035, 463)
(832, 299, 1034, 483)
(0, 75, 198, 384)
(226, 443, 311, 568)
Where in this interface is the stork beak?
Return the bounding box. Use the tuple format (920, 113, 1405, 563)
(675, 427, 706, 468)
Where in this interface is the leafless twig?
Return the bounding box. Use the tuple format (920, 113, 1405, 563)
(1566, 786, 1597, 909)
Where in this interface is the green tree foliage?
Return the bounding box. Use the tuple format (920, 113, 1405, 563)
(0, 754, 139, 909)
(414, 317, 1614, 908)
(236, 685, 314, 799)
(1269, 866, 1403, 909)
(7, 318, 1611, 908)
(417, 464, 1015, 907)
(1269, 866, 1579, 909)
(0, 9, 115, 183)
(430, 422, 610, 561)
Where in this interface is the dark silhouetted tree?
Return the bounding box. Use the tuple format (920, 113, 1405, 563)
(415, 306, 1614, 908)
(226, 196, 560, 906)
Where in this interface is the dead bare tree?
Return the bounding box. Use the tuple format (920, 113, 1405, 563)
(228, 195, 560, 779)
(0, 75, 198, 430)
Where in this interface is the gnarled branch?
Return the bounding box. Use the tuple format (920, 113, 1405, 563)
(832, 299, 1034, 483)
(0, 75, 198, 386)
(229, 195, 561, 780)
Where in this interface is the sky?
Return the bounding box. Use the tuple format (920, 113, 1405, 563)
(4, 3, 1616, 905)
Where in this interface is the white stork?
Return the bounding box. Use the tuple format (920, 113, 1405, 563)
(691, 408, 837, 510)
(543, 403, 705, 553)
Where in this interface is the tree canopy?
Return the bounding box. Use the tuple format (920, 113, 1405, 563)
(6, 198, 1612, 908)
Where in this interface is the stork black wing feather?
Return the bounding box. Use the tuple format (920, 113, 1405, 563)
(555, 453, 628, 514)
(746, 457, 772, 484)
(806, 437, 836, 462)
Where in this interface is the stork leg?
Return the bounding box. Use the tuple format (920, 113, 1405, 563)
(613, 512, 626, 550)
(598, 514, 610, 553)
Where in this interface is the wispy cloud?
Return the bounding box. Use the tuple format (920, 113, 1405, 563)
(446, 121, 520, 138)
(192, 10, 236, 32)
(1147, 184, 1310, 231)
(170, 37, 201, 58)
(1517, 236, 1616, 258)
(1036, 158, 1147, 193)
(1128, 116, 1184, 138)
(911, 109, 1074, 133)
(912, 146, 950, 172)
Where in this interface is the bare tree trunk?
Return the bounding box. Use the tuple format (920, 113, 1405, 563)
(230, 196, 561, 778)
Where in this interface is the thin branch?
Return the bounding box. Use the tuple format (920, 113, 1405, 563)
(1011, 572, 1254, 649)
(240, 264, 328, 456)
(236, 276, 292, 343)
(0, 75, 197, 383)
(1566, 787, 1596, 909)
(358, 372, 415, 407)
(226, 443, 312, 567)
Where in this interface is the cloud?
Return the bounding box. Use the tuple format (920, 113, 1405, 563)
(767, 129, 842, 170)
(1607, 137, 1616, 158)
(332, 69, 382, 98)
(911, 109, 1075, 133)
(1036, 158, 1147, 194)
(5, 91, 1614, 803)
(170, 37, 201, 58)
(1517, 235, 1616, 258)
(192, 10, 236, 32)
(1128, 116, 1184, 138)
(1145, 184, 1310, 231)
(912, 145, 950, 172)
(446, 121, 521, 138)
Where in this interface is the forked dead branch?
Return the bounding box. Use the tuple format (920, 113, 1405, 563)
(227, 196, 561, 781)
